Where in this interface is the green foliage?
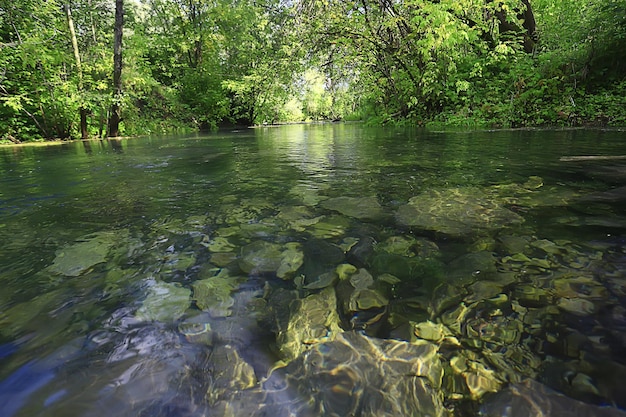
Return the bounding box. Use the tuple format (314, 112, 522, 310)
(2, 0, 626, 141)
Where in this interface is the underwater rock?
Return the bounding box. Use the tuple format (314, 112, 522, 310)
(338, 236, 360, 252)
(205, 236, 237, 252)
(192, 270, 245, 317)
(464, 315, 522, 347)
(206, 344, 257, 405)
(463, 366, 502, 400)
(376, 235, 440, 258)
(464, 281, 506, 304)
(395, 187, 524, 237)
(0, 289, 66, 338)
(320, 196, 384, 220)
(276, 205, 323, 232)
(553, 275, 608, 300)
(273, 287, 342, 361)
(469, 237, 497, 253)
(371, 253, 415, 281)
(49, 231, 125, 276)
(159, 250, 196, 274)
(353, 289, 388, 310)
(307, 215, 351, 239)
(276, 205, 315, 224)
(346, 236, 376, 267)
(239, 240, 284, 274)
(523, 176, 544, 189)
(413, 320, 452, 343)
(303, 270, 338, 289)
(210, 252, 238, 267)
(348, 268, 375, 289)
(335, 268, 390, 333)
(446, 251, 498, 284)
(178, 321, 214, 345)
(289, 184, 327, 206)
(480, 378, 626, 417)
(498, 235, 531, 254)
(303, 238, 345, 266)
(557, 297, 595, 315)
(481, 345, 541, 383)
(214, 331, 448, 417)
(513, 284, 552, 307)
(135, 281, 191, 322)
(276, 243, 304, 280)
(336, 263, 358, 281)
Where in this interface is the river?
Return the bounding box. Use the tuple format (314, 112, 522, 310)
(1, 124, 626, 416)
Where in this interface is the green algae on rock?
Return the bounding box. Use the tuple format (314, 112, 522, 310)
(276, 242, 305, 280)
(396, 187, 524, 237)
(49, 231, 127, 276)
(192, 269, 245, 317)
(239, 240, 284, 274)
(320, 196, 384, 220)
(135, 281, 191, 322)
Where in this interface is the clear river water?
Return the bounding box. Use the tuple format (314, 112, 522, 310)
(1, 124, 626, 417)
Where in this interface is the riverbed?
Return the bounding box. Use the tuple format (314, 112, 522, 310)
(1, 124, 626, 416)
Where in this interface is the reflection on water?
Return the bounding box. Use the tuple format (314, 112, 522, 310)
(1, 126, 626, 416)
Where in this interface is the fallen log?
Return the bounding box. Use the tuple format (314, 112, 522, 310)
(560, 155, 626, 162)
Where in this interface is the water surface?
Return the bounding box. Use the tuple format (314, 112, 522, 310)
(1, 125, 626, 416)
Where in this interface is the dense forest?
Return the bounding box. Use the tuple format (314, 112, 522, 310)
(1, 0, 625, 141)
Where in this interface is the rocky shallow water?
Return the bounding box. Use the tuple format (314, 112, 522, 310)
(1, 126, 626, 416)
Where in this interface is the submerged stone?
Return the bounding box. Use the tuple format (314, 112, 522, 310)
(371, 253, 415, 281)
(136, 281, 191, 322)
(206, 344, 257, 405)
(557, 297, 595, 315)
(320, 196, 384, 220)
(396, 187, 524, 237)
(354, 288, 389, 310)
(307, 215, 351, 239)
(215, 332, 448, 417)
(49, 231, 125, 276)
(377, 235, 420, 257)
(413, 320, 451, 343)
(276, 243, 304, 280)
(205, 237, 236, 252)
(447, 251, 498, 284)
(303, 238, 345, 265)
(303, 270, 338, 289)
(289, 184, 326, 206)
(210, 252, 238, 267)
(178, 321, 214, 345)
(498, 235, 531, 254)
(192, 270, 245, 317)
(480, 378, 626, 417)
(239, 240, 284, 274)
(465, 316, 522, 346)
(274, 287, 342, 361)
(523, 176, 544, 189)
(336, 263, 358, 280)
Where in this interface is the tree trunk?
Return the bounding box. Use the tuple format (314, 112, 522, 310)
(495, 0, 537, 53)
(64, 4, 89, 139)
(108, 0, 123, 138)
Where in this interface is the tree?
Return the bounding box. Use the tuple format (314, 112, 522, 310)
(108, 0, 124, 137)
(64, 3, 89, 139)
